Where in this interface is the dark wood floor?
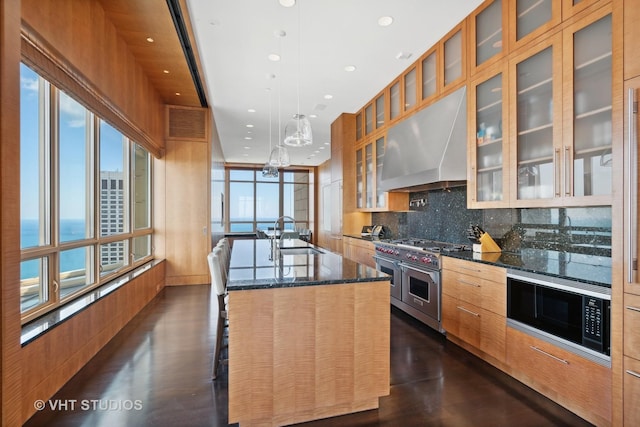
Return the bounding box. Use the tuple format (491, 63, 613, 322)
(24, 285, 594, 427)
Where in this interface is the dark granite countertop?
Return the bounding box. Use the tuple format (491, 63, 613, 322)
(343, 234, 387, 242)
(444, 249, 611, 287)
(227, 238, 389, 291)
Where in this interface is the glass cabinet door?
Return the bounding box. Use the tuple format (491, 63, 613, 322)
(375, 136, 385, 208)
(568, 12, 612, 198)
(365, 143, 373, 208)
(356, 147, 363, 208)
(390, 80, 401, 121)
(365, 103, 373, 136)
(474, 72, 505, 203)
(514, 41, 558, 201)
(404, 67, 417, 112)
(516, 0, 552, 41)
(475, 0, 503, 68)
(421, 49, 437, 101)
(444, 29, 463, 86)
(375, 92, 385, 129)
(356, 112, 363, 141)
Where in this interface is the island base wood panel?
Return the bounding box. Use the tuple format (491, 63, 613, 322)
(228, 281, 390, 427)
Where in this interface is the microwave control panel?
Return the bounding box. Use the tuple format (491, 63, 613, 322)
(583, 297, 603, 341)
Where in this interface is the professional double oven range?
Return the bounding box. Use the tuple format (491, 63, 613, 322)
(373, 238, 469, 333)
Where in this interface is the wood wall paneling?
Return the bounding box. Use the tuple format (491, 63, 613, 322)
(1, 1, 25, 425)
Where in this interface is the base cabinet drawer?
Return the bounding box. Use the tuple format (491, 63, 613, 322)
(624, 356, 640, 427)
(506, 327, 611, 426)
(444, 268, 506, 315)
(624, 293, 640, 358)
(442, 293, 505, 363)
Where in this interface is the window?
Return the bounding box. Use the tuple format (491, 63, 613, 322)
(19, 63, 153, 322)
(226, 167, 312, 233)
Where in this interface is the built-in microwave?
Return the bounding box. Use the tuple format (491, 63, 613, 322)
(507, 270, 611, 363)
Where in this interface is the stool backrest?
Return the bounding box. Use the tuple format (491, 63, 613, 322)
(207, 248, 226, 296)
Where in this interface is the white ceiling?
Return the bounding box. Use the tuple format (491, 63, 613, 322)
(185, 0, 484, 166)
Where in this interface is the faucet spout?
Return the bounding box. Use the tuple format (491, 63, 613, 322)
(271, 216, 297, 257)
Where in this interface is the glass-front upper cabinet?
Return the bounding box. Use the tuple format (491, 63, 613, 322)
(365, 143, 373, 208)
(389, 79, 401, 122)
(510, 33, 562, 206)
(562, 9, 613, 204)
(442, 23, 466, 90)
(421, 47, 438, 103)
(365, 103, 374, 136)
(375, 136, 385, 209)
(510, 0, 561, 50)
(471, 0, 505, 74)
(469, 66, 509, 207)
(403, 67, 417, 112)
(562, 0, 604, 19)
(355, 111, 363, 142)
(375, 91, 385, 130)
(356, 147, 363, 208)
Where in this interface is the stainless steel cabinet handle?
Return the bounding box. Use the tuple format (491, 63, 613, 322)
(530, 345, 569, 365)
(459, 266, 481, 273)
(456, 306, 480, 317)
(628, 88, 638, 284)
(555, 148, 561, 197)
(626, 305, 640, 313)
(458, 279, 480, 288)
(564, 146, 571, 196)
(626, 369, 640, 379)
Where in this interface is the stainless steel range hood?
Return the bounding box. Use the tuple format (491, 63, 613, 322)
(379, 86, 467, 192)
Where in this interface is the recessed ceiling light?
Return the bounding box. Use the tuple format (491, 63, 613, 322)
(175, 92, 181, 96)
(246, 124, 254, 128)
(324, 142, 330, 145)
(244, 146, 251, 149)
(146, 37, 154, 43)
(244, 137, 252, 140)
(378, 16, 393, 27)
(268, 53, 281, 62)
(324, 94, 333, 100)
(163, 70, 170, 74)
(279, 0, 295, 7)
(309, 114, 317, 118)
(248, 108, 256, 113)
(344, 65, 356, 72)
(319, 146, 325, 150)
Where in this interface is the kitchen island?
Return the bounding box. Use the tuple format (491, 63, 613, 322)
(226, 238, 391, 427)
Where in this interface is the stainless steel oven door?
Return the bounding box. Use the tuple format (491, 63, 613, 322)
(400, 263, 440, 321)
(374, 255, 401, 300)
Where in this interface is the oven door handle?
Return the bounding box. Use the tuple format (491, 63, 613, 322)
(373, 256, 399, 267)
(400, 263, 437, 277)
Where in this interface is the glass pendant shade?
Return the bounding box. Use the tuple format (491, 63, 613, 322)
(262, 163, 279, 178)
(269, 144, 290, 167)
(283, 114, 312, 147)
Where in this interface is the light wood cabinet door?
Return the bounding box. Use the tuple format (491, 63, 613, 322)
(625, 77, 640, 295)
(468, 63, 510, 207)
(624, 356, 640, 426)
(506, 327, 611, 426)
(624, 0, 640, 80)
(508, 0, 561, 52)
(624, 293, 640, 358)
(469, 0, 506, 75)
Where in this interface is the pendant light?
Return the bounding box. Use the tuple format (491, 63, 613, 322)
(283, 0, 312, 147)
(262, 88, 279, 178)
(268, 30, 291, 167)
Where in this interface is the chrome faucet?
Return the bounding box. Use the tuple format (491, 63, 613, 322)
(270, 215, 297, 259)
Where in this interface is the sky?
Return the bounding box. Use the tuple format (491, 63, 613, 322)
(20, 63, 125, 221)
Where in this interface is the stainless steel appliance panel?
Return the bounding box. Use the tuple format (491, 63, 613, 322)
(374, 255, 401, 301)
(401, 264, 440, 323)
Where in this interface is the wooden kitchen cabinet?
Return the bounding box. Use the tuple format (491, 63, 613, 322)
(440, 22, 466, 93)
(508, 6, 615, 207)
(354, 134, 407, 212)
(469, 0, 506, 75)
(343, 236, 375, 269)
(506, 327, 611, 426)
(403, 66, 418, 113)
(508, 0, 561, 52)
(442, 257, 507, 364)
(468, 64, 510, 207)
(624, 0, 640, 80)
(624, 356, 640, 427)
(624, 76, 640, 296)
(420, 46, 439, 104)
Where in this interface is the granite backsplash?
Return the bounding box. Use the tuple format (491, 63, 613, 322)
(371, 186, 611, 257)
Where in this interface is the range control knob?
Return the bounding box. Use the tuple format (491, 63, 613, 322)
(421, 257, 430, 264)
